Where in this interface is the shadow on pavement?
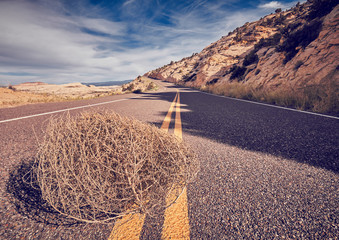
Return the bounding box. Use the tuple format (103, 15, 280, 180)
(6, 159, 80, 226)
(136, 88, 339, 173)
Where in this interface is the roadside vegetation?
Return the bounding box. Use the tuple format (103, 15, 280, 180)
(33, 111, 198, 223)
(202, 73, 339, 115)
(0, 85, 118, 108)
(0, 87, 68, 107)
(0, 77, 159, 108)
(122, 76, 159, 93)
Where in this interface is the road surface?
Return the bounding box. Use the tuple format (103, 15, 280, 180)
(0, 80, 338, 239)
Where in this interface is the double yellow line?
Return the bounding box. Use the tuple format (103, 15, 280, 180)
(161, 90, 182, 139)
(161, 90, 189, 239)
(109, 90, 190, 239)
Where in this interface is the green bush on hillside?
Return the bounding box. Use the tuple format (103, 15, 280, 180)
(243, 50, 259, 66)
(254, 33, 282, 52)
(277, 19, 322, 63)
(230, 66, 247, 80)
(307, 0, 338, 20)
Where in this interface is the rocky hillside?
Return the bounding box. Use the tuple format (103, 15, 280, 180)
(145, 0, 339, 114)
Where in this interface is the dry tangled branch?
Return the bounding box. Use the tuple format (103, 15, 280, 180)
(35, 111, 198, 223)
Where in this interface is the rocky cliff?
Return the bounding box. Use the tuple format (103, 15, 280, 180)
(145, 0, 339, 114)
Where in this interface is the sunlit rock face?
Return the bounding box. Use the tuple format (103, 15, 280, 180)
(145, 1, 339, 101)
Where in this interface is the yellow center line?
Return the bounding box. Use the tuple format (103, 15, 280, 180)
(108, 92, 177, 240)
(174, 91, 182, 140)
(108, 90, 190, 240)
(161, 92, 178, 131)
(162, 90, 190, 240)
(108, 213, 145, 240)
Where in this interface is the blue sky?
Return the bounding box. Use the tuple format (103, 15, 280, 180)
(0, 0, 301, 85)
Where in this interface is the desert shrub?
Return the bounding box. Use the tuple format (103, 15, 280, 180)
(307, 0, 338, 20)
(35, 111, 198, 223)
(279, 21, 301, 39)
(146, 82, 157, 91)
(277, 19, 322, 63)
(207, 78, 219, 85)
(295, 2, 304, 10)
(274, 14, 287, 25)
(254, 33, 282, 52)
(182, 73, 197, 82)
(127, 83, 135, 91)
(122, 83, 135, 92)
(243, 50, 259, 66)
(260, 17, 274, 27)
(234, 31, 242, 42)
(230, 66, 247, 80)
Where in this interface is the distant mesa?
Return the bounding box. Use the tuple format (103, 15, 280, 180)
(83, 80, 133, 87)
(18, 82, 47, 86)
(63, 82, 84, 88)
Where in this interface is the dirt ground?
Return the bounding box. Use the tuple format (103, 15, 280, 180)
(0, 82, 121, 108)
(0, 78, 159, 108)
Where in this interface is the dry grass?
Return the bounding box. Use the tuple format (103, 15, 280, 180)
(203, 79, 339, 115)
(0, 88, 63, 108)
(0, 87, 118, 108)
(203, 82, 253, 100)
(1, 78, 158, 108)
(122, 76, 159, 93)
(35, 111, 198, 224)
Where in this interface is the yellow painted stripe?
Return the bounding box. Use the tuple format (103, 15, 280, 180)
(108, 91, 190, 240)
(161, 92, 178, 131)
(108, 213, 145, 240)
(162, 187, 190, 240)
(174, 91, 182, 140)
(162, 90, 191, 240)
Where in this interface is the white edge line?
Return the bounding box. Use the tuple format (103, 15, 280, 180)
(0, 98, 130, 124)
(190, 89, 339, 120)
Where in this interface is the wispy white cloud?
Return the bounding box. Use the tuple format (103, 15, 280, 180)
(0, 0, 129, 84)
(259, 1, 287, 9)
(123, 0, 137, 7)
(0, 0, 299, 85)
(76, 17, 126, 36)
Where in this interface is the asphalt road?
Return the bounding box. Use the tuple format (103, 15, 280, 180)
(0, 80, 338, 239)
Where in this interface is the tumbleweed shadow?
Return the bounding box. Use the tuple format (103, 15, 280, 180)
(6, 159, 80, 226)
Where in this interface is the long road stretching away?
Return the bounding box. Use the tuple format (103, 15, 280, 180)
(0, 80, 338, 239)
